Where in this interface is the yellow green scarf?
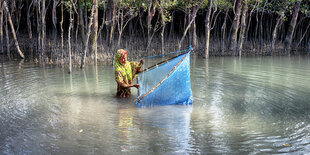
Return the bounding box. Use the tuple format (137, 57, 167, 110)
(114, 49, 133, 84)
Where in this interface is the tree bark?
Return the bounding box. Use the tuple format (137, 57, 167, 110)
(221, 8, 228, 55)
(237, 0, 248, 56)
(116, 6, 122, 47)
(116, 5, 136, 48)
(97, 0, 106, 50)
(284, 1, 300, 54)
(187, 0, 192, 46)
(41, 0, 46, 56)
(307, 39, 310, 55)
(5, 9, 9, 57)
(27, 1, 33, 39)
(3, 1, 24, 59)
(259, 0, 267, 50)
(160, 0, 166, 54)
(245, 0, 257, 41)
(169, 9, 174, 39)
(147, 0, 156, 49)
(105, 0, 113, 44)
(193, 20, 198, 48)
(68, 5, 73, 74)
(0, 1, 3, 54)
(109, 0, 116, 45)
(229, 0, 243, 52)
(52, 0, 58, 61)
(205, 0, 212, 58)
(178, 0, 203, 50)
(52, 0, 57, 30)
(269, 9, 284, 55)
(80, 2, 95, 69)
(36, 0, 41, 54)
(60, 0, 64, 61)
(78, 0, 85, 51)
(92, 0, 98, 64)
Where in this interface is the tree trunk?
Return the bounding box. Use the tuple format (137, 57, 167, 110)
(78, 0, 85, 51)
(0, 1, 3, 54)
(60, 0, 64, 61)
(284, 1, 300, 54)
(161, 24, 165, 54)
(269, 10, 284, 55)
(15, 1, 22, 34)
(259, 0, 267, 50)
(229, 0, 243, 52)
(169, 9, 174, 39)
(307, 39, 310, 55)
(117, 5, 136, 49)
(27, 1, 33, 39)
(3, 1, 24, 59)
(254, 3, 259, 40)
(187, 0, 192, 46)
(52, 0, 57, 31)
(221, 8, 228, 55)
(193, 20, 198, 48)
(84, 3, 88, 30)
(109, 0, 116, 46)
(68, 5, 73, 74)
(80, 2, 95, 69)
(92, 0, 98, 64)
(160, 0, 165, 54)
(35, 0, 40, 54)
(178, 0, 203, 50)
(205, 0, 212, 58)
(97, 0, 106, 50)
(237, 0, 248, 56)
(105, 0, 114, 45)
(52, 0, 57, 61)
(5, 10, 9, 57)
(41, 0, 46, 56)
(245, 0, 257, 41)
(147, 0, 155, 49)
(116, 5, 122, 47)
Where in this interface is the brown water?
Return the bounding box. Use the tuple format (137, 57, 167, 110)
(1, 56, 310, 154)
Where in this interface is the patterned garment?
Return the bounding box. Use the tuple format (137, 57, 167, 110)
(114, 49, 142, 97)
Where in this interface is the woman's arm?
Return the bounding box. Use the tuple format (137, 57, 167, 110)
(115, 71, 139, 88)
(117, 81, 139, 88)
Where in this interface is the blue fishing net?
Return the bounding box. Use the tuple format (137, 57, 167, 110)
(136, 51, 193, 107)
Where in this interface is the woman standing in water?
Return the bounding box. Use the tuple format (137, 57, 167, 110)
(114, 49, 144, 98)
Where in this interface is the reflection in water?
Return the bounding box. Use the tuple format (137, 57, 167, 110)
(137, 106, 193, 153)
(118, 107, 135, 151)
(0, 57, 310, 154)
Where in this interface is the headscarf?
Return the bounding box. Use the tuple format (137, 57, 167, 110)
(114, 49, 133, 84)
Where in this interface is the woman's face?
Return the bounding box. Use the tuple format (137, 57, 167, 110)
(122, 54, 127, 64)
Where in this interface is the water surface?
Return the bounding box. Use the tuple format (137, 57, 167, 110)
(1, 56, 310, 154)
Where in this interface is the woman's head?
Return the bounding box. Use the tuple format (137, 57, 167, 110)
(115, 49, 128, 65)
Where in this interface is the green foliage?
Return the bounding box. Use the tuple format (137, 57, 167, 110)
(160, 0, 178, 24)
(217, 0, 233, 11)
(57, 0, 309, 23)
(300, 0, 310, 17)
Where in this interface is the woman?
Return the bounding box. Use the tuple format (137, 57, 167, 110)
(114, 49, 144, 98)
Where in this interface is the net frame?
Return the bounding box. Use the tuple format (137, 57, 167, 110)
(137, 49, 192, 103)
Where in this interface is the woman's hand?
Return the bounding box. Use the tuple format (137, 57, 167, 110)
(132, 84, 140, 89)
(140, 59, 145, 65)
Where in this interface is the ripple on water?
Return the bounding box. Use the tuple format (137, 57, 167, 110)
(1, 57, 310, 154)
